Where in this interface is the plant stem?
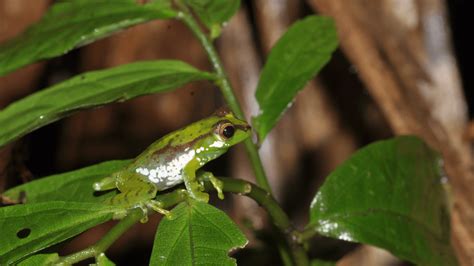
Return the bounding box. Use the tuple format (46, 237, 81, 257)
(56, 190, 187, 265)
(212, 178, 309, 266)
(296, 224, 319, 243)
(56, 209, 142, 265)
(56, 178, 307, 265)
(175, 5, 307, 264)
(176, 5, 272, 194)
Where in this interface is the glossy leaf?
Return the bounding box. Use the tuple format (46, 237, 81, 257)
(17, 253, 59, 266)
(252, 16, 338, 142)
(0, 201, 117, 264)
(150, 200, 248, 265)
(1, 160, 130, 204)
(184, 0, 240, 37)
(0, 60, 215, 148)
(308, 136, 457, 266)
(0, 0, 176, 76)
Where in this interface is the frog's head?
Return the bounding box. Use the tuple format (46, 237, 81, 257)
(192, 108, 251, 158)
(210, 107, 251, 147)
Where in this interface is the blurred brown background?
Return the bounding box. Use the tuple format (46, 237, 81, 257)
(0, 0, 472, 265)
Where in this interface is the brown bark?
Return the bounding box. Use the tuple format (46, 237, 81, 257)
(309, 0, 473, 264)
(337, 246, 399, 266)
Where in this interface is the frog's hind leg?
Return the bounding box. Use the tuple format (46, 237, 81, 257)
(109, 172, 171, 221)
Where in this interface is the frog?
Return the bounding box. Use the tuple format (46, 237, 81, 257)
(93, 108, 251, 220)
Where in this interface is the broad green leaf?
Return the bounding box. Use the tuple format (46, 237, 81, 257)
(17, 253, 59, 266)
(1, 160, 130, 204)
(0, 60, 215, 148)
(0, 201, 118, 264)
(252, 16, 338, 142)
(150, 200, 248, 265)
(0, 0, 176, 76)
(308, 136, 457, 266)
(184, 0, 240, 38)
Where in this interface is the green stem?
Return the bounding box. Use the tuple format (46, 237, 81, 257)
(56, 190, 187, 265)
(56, 179, 307, 265)
(296, 225, 319, 244)
(213, 178, 309, 266)
(56, 209, 142, 265)
(176, 4, 272, 194)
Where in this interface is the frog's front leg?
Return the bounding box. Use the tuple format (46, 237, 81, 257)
(197, 171, 225, 200)
(183, 159, 210, 202)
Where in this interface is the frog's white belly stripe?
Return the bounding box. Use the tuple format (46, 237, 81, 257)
(135, 149, 196, 189)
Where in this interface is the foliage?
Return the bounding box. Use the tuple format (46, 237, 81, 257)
(252, 16, 337, 142)
(308, 137, 457, 266)
(0, 0, 176, 76)
(0, 61, 214, 147)
(150, 200, 247, 265)
(0, 0, 456, 265)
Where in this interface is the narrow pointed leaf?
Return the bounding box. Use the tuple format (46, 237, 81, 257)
(150, 200, 248, 265)
(0, 0, 176, 76)
(252, 16, 338, 141)
(1, 160, 130, 204)
(308, 136, 457, 266)
(0, 202, 118, 264)
(0, 60, 215, 148)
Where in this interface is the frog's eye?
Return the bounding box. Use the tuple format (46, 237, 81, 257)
(218, 123, 235, 139)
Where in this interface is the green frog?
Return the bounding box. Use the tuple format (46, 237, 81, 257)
(93, 108, 251, 220)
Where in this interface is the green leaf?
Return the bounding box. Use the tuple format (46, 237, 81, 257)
(0, 60, 215, 148)
(17, 253, 59, 266)
(1, 160, 130, 204)
(252, 16, 338, 142)
(150, 200, 248, 265)
(308, 136, 457, 266)
(0, 0, 176, 76)
(184, 0, 240, 37)
(0, 201, 117, 264)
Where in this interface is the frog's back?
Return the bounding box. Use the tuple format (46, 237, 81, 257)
(122, 116, 222, 190)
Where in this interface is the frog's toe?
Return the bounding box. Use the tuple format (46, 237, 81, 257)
(112, 209, 128, 220)
(198, 171, 224, 200)
(92, 182, 101, 191)
(192, 191, 210, 203)
(147, 200, 173, 219)
(216, 189, 224, 200)
(133, 202, 150, 223)
(93, 176, 116, 191)
(140, 215, 149, 223)
(211, 178, 224, 200)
